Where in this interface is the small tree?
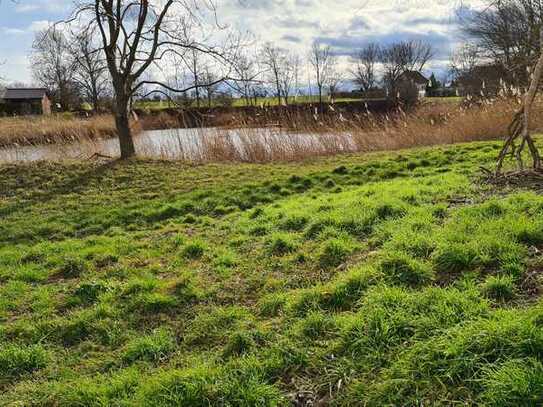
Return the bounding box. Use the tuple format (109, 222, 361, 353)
(352, 43, 380, 92)
(69, 26, 110, 113)
(309, 42, 333, 106)
(31, 27, 79, 110)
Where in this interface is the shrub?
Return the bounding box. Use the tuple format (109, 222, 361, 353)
(379, 252, 434, 287)
(482, 275, 516, 301)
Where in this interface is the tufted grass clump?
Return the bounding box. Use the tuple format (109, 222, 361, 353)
(0, 344, 50, 380)
(482, 275, 516, 301)
(267, 233, 297, 256)
(122, 329, 176, 364)
(181, 241, 206, 260)
(317, 238, 353, 269)
(378, 251, 434, 287)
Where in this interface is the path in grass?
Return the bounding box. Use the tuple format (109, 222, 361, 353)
(1, 141, 543, 405)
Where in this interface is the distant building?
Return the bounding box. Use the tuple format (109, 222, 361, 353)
(456, 64, 511, 97)
(397, 71, 429, 99)
(0, 88, 52, 116)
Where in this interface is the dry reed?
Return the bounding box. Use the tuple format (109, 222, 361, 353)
(0, 114, 119, 147)
(1, 98, 541, 163)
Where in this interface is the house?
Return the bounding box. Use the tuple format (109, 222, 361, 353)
(456, 64, 511, 97)
(397, 71, 429, 99)
(0, 88, 52, 116)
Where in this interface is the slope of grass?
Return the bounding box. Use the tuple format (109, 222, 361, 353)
(1, 141, 543, 405)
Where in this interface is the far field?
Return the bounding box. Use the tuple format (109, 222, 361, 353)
(135, 95, 463, 110)
(1, 140, 543, 405)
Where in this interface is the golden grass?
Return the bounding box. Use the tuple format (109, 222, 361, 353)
(0, 98, 540, 163)
(0, 115, 118, 147)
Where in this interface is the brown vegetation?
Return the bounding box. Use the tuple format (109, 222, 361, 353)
(0, 115, 119, 147)
(1, 98, 542, 164)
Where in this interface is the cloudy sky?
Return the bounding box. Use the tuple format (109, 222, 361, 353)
(0, 0, 484, 84)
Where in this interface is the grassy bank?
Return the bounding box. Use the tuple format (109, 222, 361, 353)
(2, 140, 543, 405)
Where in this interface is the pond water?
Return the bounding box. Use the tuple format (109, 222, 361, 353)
(0, 127, 358, 163)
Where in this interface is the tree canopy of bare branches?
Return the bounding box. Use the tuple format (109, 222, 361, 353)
(460, 0, 543, 86)
(69, 26, 110, 112)
(352, 43, 380, 92)
(309, 42, 335, 106)
(382, 40, 434, 94)
(31, 27, 79, 110)
(66, 0, 235, 158)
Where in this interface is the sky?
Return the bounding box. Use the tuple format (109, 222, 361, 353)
(0, 0, 485, 85)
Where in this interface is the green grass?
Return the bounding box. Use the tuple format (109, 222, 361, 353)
(2, 140, 543, 405)
(135, 95, 365, 110)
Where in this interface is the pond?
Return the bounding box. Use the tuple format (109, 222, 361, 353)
(0, 127, 359, 163)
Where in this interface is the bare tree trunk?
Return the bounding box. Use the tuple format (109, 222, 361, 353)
(114, 90, 136, 159)
(497, 31, 543, 174)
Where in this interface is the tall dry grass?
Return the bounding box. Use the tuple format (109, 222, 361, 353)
(158, 97, 540, 163)
(0, 114, 119, 147)
(0, 98, 540, 163)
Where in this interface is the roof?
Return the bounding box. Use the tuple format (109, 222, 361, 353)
(399, 71, 429, 85)
(3, 88, 48, 100)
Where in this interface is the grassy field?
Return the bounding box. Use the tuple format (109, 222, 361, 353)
(134, 95, 365, 110)
(1, 141, 543, 405)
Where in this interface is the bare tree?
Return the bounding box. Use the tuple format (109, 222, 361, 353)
(69, 26, 109, 113)
(352, 43, 380, 91)
(309, 42, 334, 106)
(328, 67, 344, 101)
(279, 53, 298, 105)
(449, 43, 480, 81)
(261, 43, 287, 105)
(382, 40, 434, 95)
(31, 27, 78, 110)
(228, 49, 262, 106)
(66, 0, 234, 158)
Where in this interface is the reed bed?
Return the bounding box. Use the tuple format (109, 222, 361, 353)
(0, 114, 118, 147)
(0, 98, 540, 163)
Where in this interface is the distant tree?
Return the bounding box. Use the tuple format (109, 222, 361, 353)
(229, 49, 262, 106)
(31, 27, 79, 110)
(309, 42, 334, 106)
(69, 26, 110, 112)
(352, 43, 380, 91)
(382, 40, 434, 96)
(449, 43, 480, 82)
(261, 43, 293, 105)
